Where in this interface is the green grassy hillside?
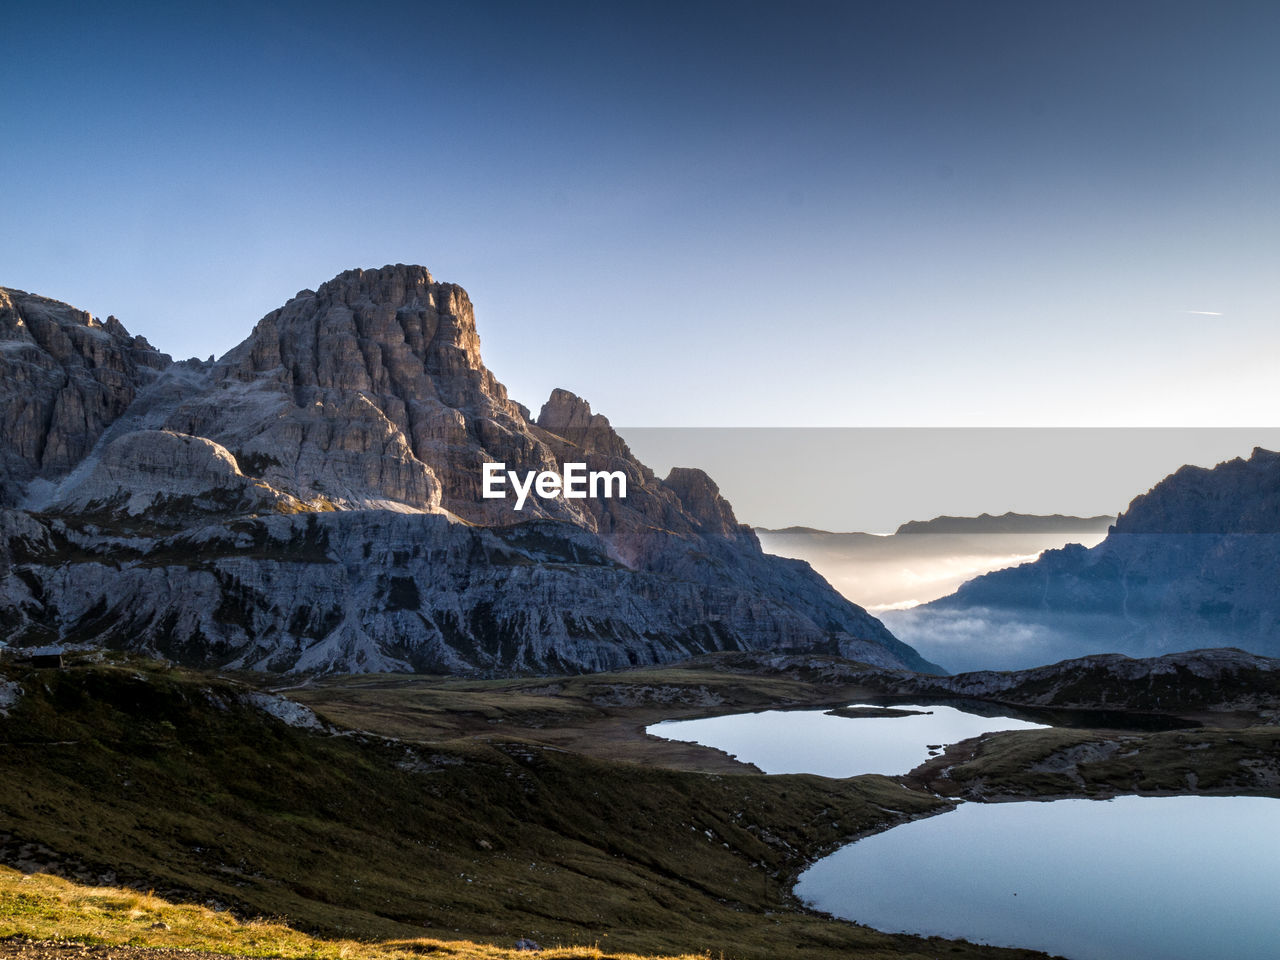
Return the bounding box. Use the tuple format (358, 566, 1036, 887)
(0, 658, 1050, 960)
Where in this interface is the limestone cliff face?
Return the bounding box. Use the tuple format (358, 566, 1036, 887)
(0, 267, 939, 675)
(49, 430, 301, 519)
(0, 288, 169, 504)
(160, 266, 530, 516)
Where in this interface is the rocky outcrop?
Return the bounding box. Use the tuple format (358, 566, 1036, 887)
(1112, 447, 1280, 534)
(536, 388, 637, 464)
(661, 468, 742, 538)
(0, 288, 169, 505)
(0, 268, 939, 675)
(48, 430, 301, 519)
(866, 647, 1280, 715)
(887, 448, 1280, 671)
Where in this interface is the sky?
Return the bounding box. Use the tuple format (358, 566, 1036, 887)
(4, 1, 1279, 440)
(623, 427, 1280, 529)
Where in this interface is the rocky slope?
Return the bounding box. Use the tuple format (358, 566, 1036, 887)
(885, 448, 1280, 670)
(0, 267, 936, 675)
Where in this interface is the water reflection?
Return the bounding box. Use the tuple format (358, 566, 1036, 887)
(797, 796, 1280, 960)
(649, 702, 1048, 777)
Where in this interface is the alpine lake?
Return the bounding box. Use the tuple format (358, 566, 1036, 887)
(650, 700, 1274, 960)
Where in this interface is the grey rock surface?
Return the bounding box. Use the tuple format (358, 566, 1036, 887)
(0, 288, 169, 505)
(0, 267, 938, 675)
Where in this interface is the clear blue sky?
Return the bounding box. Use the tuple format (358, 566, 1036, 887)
(4, 0, 1279, 428)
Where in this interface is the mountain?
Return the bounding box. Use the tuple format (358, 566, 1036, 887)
(0, 266, 937, 675)
(893, 512, 1115, 536)
(884, 448, 1280, 672)
(754, 517, 1112, 612)
(0, 288, 170, 506)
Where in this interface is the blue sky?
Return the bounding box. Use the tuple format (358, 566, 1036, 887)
(4, 0, 1279, 429)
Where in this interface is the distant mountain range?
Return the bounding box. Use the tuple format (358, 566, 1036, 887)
(884, 448, 1280, 672)
(755, 515, 1113, 612)
(758, 513, 1114, 538)
(893, 512, 1115, 536)
(0, 268, 937, 675)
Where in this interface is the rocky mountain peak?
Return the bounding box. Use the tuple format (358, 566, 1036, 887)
(152, 264, 548, 518)
(536, 388, 635, 462)
(1112, 445, 1280, 534)
(222, 263, 504, 405)
(663, 467, 743, 539)
(0, 288, 166, 365)
(537, 387, 597, 433)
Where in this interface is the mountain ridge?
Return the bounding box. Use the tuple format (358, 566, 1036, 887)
(886, 447, 1280, 671)
(895, 512, 1115, 536)
(754, 513, 1116, 538)
(0, 266, 938, 675)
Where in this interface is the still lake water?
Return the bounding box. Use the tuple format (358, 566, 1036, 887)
(648, 702, 1048, 777)
(797, 795, 1280, 960)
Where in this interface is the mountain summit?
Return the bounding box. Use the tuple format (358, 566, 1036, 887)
(0, 266, 938, 675)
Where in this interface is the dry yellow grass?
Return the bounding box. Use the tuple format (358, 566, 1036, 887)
(0, 867, 702, 960)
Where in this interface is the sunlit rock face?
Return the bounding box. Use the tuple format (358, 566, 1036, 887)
(0, 267, 938, 675)
(47, 430, 302, 519)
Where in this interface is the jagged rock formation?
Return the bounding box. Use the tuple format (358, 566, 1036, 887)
(1111, 448, 1280, 535)
(0, 267, 938, 675)
(0, 288, 170, 505)
(886, 448, 1280, 671)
